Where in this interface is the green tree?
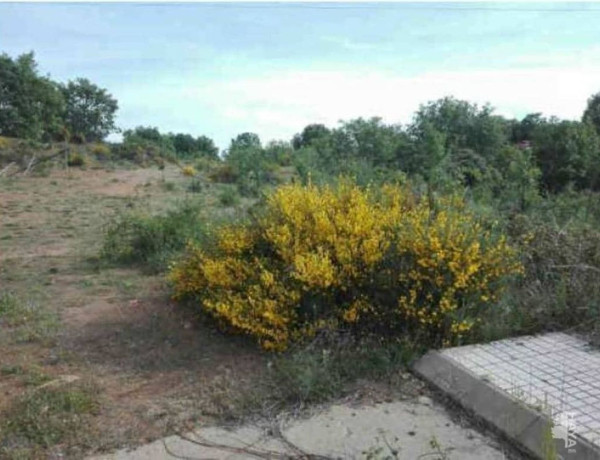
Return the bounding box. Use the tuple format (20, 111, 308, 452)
(408, 97, 510, 187)
(195, 135, 219, 160)
(61, 78, 118, 142)
(512, 113, 545, 142)
(225, 132, 272, 195)
(0, 52, 64, 140)
(229, 132, 261, 151)
(583, 92, 600, 134)
(292, 124, 332, 150)
(411, 97, 508, 160)
(532, 119, 600, 192)
(336, 117, 404, 166)
(116, 126, 174, 162)
(169, 133, 219, 159)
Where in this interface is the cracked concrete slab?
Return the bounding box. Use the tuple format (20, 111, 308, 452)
(90, 399, 510, 459)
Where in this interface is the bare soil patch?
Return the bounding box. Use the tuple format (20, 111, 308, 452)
(0, 166, 265, 457)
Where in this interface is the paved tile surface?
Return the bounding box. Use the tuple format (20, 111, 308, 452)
(442, 332, 600, 448)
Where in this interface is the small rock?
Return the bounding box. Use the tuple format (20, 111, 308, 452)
(417, 395, 433, 407)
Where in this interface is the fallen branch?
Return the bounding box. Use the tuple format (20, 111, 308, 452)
(4, 148, 68, 177)
(165, 426, 334, 460)
(548, 264, 600, 274)
(24, 154, 37, 175)
(0, 162, 16, 177)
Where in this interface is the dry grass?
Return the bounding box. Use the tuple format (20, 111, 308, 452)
(0, 166, 266, 457)
(0, 164, 432, 458)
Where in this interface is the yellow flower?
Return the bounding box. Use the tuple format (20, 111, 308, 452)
(182, 165, 197, 177)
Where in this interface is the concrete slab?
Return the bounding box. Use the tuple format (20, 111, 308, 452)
(414, 332, 600, 460)
(90, 399, 509, 459)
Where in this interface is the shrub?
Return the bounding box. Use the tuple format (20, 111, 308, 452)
(477, 214, 600, 342)
(218, 186, 240, 207)
(181, 165, 197, 177)
(101, 201, 209, 272)
(90, 143, 111, 159)
(264, 333, 420, 406)
(67, 152, 85, 167)
(209, 163, 237, 183)
(169, 180, 522, 350)
(187, 178, 203, 194)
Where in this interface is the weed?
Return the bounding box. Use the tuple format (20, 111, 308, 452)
(0, 365, 51, 386)
(161, 181, 176, 192)
(0, 292, 59, 344)
(0, 382, 99, 458)
(261, 333, 419, 408)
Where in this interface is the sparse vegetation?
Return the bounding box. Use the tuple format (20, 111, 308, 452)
(0, 381, 99, 459)
(101, 200, 210, 272)
(0, 292, 59, 344)
(2, 47, 600, 459)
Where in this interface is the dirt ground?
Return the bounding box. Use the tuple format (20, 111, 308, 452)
(0, 165, 528, 460)
(0, 166, 266, 455)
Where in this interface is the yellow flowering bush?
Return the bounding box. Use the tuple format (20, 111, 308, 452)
(169, 180, 522, 350)
(181, 165, 197, 177)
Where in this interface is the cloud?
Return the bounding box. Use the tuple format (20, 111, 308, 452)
(179, 65, 600, 145)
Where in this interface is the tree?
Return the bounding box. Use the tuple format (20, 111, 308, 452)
(512, 113, 546, 142)
(410, 97, 508, 161)
(292, 124, 332, 150)
(336, 117, 405, 167)
(117, 126, 174, 163)
(169, 132, 219, 159)
(583, 92, 600, 134)
(195, 135, 219, 160)
(225, 132, 271, 195)
(532, 119, 600, 192)
(124, 126, 162, 143)
(229, 132, 261, 152)
(61, 78, 118, 142)
(0, 52, 64, 140)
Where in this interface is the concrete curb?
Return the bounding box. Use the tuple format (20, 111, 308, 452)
(413, 350, 600, 460)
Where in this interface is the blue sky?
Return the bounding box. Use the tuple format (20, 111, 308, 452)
(1, 2, 600, 149)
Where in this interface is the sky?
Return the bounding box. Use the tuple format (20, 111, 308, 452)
(1, 2, 600, 150)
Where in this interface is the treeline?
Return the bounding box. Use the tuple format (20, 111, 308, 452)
(212, 95, 600, 207)
(0, 52, 219, 161)
(114, 126, 220, 163)
(3, 51, 600, 200)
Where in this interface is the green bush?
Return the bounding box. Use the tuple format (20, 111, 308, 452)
(90, 143, 111, 160)
(67, 152, 85, 167)
(476, 213, 600, 342)
(101, 201, 209, 272)
(218, 186, 240, 207)
(266, 334, 419, 405)
(187, 178, 203, 194)
(208, 163, 237, 183)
